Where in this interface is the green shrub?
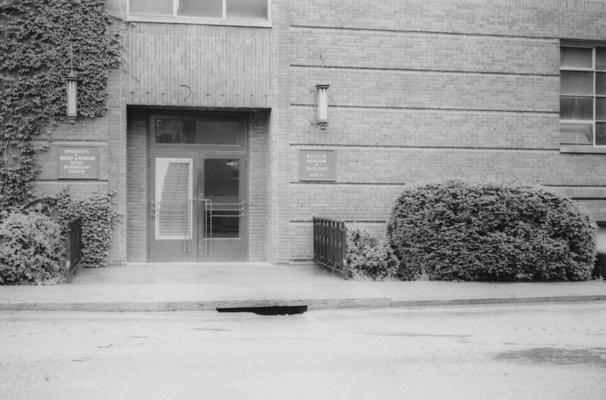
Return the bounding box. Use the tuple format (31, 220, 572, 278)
(344, 228, 399, 280)
(53, 190, 119, 269)
(0, 212, 64, 284)
(26, 189, 119, 269)
(386, 180, 597, 281)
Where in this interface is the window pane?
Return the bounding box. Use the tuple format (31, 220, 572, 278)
(227, 0, 267, 18)
(597, 123, 606, 145)
(193, 120, 239, 144)
(597, 98, 606, 120)
(560, 97, 593, 120)
(560, 71, 593, 95)
(130, 0, 173, 15)
(156, 119, 195, 143)
(178, 0, 222, 17)
(155, 118, 240, 144)
(597, 48, 606, 70)
(560, 123, 593, 145)
(205, 159, 240, 238)
(560, 47, 593, 69)
(155, 159, 192, 239)
(597, 73, 606, 95)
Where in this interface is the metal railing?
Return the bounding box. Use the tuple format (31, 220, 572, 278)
(66, 217, 82, 276)
(313, 217, 349, 278)
(198, 199, 247, 256)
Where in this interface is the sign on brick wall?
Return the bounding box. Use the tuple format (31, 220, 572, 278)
(299, 150, 336, 181)
(57, 146, 99, 179)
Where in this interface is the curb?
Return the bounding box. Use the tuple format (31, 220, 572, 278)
(2, 294, 606, 312)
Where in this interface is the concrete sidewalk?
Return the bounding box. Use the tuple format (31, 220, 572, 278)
(0, 263, 605, 311)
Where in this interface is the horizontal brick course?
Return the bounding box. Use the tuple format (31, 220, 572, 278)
(290, 68, 559, 112)
(289, 148, 606, 186)
(548, 187, 606, 199)
(290, 107, 559, 149)
(291, 28, 558, 75)
(289, 184, 401, 221)
(290, 0, 606, 39)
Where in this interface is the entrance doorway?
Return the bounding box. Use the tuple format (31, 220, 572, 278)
(148, 113, 248, 262)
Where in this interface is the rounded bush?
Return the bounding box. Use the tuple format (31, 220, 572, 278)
(345, 229, 399, 280)
(0, 212, 64, 284)
(386, 180, 597, 281)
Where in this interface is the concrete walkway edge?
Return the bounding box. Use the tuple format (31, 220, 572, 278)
(1, 264, 605, 312)
(2, 294, 606, 312)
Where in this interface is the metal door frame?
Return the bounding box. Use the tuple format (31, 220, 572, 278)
(146, 111, 249, 262)
(195, 153, 248, 261)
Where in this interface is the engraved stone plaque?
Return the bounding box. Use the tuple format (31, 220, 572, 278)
(57, 147, 99, 180)
(299, 150, 336, 181)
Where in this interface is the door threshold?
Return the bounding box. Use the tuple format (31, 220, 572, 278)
(127, 261, 276, 267)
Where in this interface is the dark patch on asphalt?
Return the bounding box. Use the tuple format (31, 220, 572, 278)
(216, 305, 308, 315)
(496, 347, 606, 368)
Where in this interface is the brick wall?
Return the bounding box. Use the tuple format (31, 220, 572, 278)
(287, 0, 606, 261)
(268, 0, 292, 263)
(34, 66, 126, 266)
(126, 108, 148, 262)
(125, 24, 271, 108)
(248, 111, 271, 261)
(32, 0, 606, 264)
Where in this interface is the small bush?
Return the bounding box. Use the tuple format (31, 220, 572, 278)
(0, 212, 64, 284)
(53, 190, 119, 269)
(386, 180, 597, 281)
(344, 228, 399, 280)
(26, 189, 119, 269)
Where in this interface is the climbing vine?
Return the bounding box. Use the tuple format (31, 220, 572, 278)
(0, 0, 121, 209)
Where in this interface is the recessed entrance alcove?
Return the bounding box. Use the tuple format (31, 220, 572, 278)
(126, 108, 270, 263)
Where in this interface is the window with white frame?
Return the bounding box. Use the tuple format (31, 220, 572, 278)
(560, 45, 606, 147)
(128, 0, 269, 21)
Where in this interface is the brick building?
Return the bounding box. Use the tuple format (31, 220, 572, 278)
(41, 0, 606, 265)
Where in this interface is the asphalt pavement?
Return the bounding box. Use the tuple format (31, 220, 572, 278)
(1, 302, 605, 400)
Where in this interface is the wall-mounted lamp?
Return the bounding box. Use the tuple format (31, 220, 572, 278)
(66, 70, 78, 124)
(316, 84, 329, 130)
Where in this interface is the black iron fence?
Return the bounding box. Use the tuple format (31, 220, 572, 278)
(66, 217, 82, 276)
(313, 217, 349, 278)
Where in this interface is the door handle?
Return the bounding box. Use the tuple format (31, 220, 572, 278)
(149, 201, 157, 218)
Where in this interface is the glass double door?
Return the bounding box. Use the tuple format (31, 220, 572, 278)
(149, 152, 247, 262)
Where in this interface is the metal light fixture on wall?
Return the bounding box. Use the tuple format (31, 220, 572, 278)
(66, 44, 78, 124)
(66, 69, 78, 124)
(316, 84, 329, 130)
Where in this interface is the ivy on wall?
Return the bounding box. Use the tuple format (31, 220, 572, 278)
(0, 0, 121, 209)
